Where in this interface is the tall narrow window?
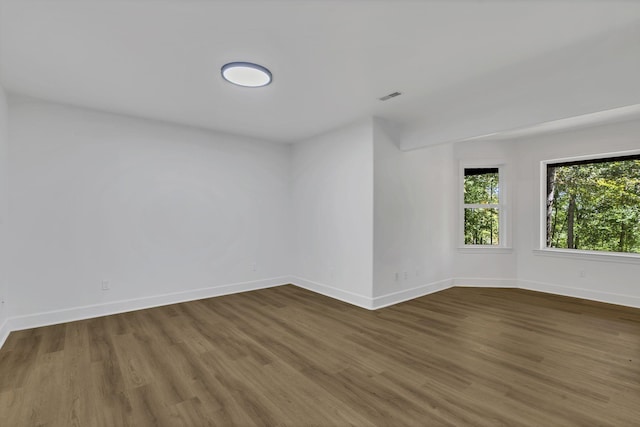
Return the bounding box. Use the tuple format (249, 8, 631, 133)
(545, 154, 640, 254)
(463, 167, 502, 246)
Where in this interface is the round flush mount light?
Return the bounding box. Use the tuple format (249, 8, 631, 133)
(221, 62, 272, 88)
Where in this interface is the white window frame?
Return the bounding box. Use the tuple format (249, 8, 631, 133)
(459, 161, 509, 250)
(538, 149, 640, 260)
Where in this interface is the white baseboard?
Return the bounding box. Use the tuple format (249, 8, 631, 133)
(453, 277, 518, 288)
(6, 276, 290, 334)
(289, 277, 454, 310)
(518, 279, 640, 309)
(289, 276, 373, 309)
(371, 279, 453, 309)
(0, 317, 10, 350)
(3, 275, 639, 352)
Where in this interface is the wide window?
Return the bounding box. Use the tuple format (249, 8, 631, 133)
(463, 167, 502, 246)
(545, 154, 640, 254)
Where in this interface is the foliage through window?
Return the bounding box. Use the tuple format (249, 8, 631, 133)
(546, 154, 640, 254)
(464, 168, 501, 245)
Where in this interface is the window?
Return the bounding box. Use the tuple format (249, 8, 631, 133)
(545, 153, 640, 254)
(463, 167, 503, 246)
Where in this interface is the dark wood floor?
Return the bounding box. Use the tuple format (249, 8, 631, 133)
(1, 285, 639, 426)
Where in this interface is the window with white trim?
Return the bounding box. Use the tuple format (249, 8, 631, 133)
(544, 153, 640, 254)
(462, 167, 504, 246)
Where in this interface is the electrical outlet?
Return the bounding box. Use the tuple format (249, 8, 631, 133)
(101, 280, 110, 291)
(579, 270, 586, 278)
(394, 272, 399, 281)
(250, 263, 257, 271)
(403, 271, 408, 280)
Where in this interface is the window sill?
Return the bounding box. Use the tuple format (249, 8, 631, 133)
(458, 247, 513, 254)
(533, 248, 640, 264)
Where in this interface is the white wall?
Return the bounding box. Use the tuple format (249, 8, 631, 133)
(453, 139, 518, 286)
(4, 95, 640, 344)
(291, 119, 374, 306)
(0, 85, 8, 336)
(514, 119, 640, 307)
(450, 121, 640, 306)
(372, 119, 455, 306)
(7, 96, 292, 322)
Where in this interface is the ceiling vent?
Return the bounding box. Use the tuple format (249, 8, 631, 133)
(378, 91, 402, 101)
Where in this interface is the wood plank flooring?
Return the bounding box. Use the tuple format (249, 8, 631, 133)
(1, 285, 639, 426)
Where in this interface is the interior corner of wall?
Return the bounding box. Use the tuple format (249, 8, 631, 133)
(373, 117, 403, 148)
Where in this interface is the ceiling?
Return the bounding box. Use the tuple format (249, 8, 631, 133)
(1, 1, 640, 146)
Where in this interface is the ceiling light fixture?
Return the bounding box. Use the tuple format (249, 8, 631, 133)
(221, 62, 272, 88)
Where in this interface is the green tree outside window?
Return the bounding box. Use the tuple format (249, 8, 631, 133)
(464, 168, 500, 245)
(546, 155, 640, 254)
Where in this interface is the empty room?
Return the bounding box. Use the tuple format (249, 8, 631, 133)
(1, 1, 640, 425)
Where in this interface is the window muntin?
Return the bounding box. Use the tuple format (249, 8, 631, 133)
(463, 167, 501, 246)
(545, 154, 640, 254)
